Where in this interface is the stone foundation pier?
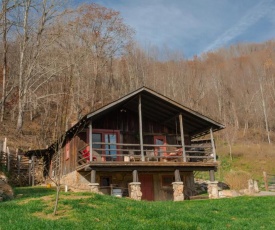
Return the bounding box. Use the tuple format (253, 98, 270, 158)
(128, 182, 142, 200)
(208, 181, 219, 199)
(89, 183, 100, 193)
(172, 182, 184, 201)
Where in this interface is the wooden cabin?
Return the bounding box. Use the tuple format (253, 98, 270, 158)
(26, 87, 224, 201)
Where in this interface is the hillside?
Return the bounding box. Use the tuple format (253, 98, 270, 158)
(1, 2, 275, 187)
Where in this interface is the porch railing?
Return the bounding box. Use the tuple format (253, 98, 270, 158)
(76, 139, 216, 166)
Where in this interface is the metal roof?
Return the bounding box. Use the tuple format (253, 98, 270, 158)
(88, 87, 224, 138)
(25, 86, 224, 157)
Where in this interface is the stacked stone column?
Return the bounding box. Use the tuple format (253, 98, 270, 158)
(89, 183, 100, 193)
(208, 181, 219, 199)
(128, 182, 142, 200)
(172, 182, 184, 201)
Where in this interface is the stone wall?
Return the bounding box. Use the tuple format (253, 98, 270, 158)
(0, 172, 14, 201)
(58, 171, 91, 192)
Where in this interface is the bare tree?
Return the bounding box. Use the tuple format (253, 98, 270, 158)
(0, 0, 17, 121)
(16, 0, 65, 131)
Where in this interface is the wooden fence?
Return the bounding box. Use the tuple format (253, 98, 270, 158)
(263, 171, 275, 191)
(0, 138, 43, 186)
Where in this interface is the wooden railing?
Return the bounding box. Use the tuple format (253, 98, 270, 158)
(76, 140, 215, 165)
(263, 171, 275, 191)
(0, 138, 37, 186)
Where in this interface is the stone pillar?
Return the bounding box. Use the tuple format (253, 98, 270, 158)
(172, 182, 184, 201)
(128, 182, 142, 200)
(253, 180, 259, 193)
(248, 179, 254, 194)
(89, 183, 100, 193)
(247, 179, 259, 194)
(208, 181, 219, 199)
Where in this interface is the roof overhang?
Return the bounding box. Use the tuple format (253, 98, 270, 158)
(25, 87, 224, 157)
(25, 149, 49, 158)
(87, 87, 224, 138)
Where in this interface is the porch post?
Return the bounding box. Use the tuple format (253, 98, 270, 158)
(208, 169, 219, 199)
(89, 169, 99, 193)
(209, 169, 215, 182)
(179, 114, 186, 162)
(91, 170, 96, 183)
(133, 170, 138, 182)
(89, 120, 93, 162)
(210, 128, 216, 162)
(138, 95, 145, 161)
(174, 169, 181, 182)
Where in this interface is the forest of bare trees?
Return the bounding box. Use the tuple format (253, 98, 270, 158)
(1, 1, 275, 149)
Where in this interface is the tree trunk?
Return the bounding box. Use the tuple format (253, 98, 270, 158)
(53, 184, 61, 215)
(1, 0, 8, 122)
(259, 80, 271, 144)
(229, 143, 232, 161)
(16, 0, 30, 131)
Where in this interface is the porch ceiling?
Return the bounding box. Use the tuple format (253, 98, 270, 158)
(88, 87, 224, 138)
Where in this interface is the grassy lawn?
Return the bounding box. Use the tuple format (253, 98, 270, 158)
(0, 187, 275, 230)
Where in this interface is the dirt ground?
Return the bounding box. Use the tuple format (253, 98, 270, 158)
(254, 191, 275, 196)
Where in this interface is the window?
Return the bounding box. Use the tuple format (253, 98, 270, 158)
(162, 175, 174, 187)
(92, 133, 102, 154)
(100, 176, 112, 187)
(91, 129, 120, 161)
(104, 134, 117, 160)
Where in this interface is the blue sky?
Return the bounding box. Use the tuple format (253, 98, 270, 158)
(73, 0, 275, 58)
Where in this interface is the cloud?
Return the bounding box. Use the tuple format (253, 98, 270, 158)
(76, 0, 275, 57)
(203, 0, 275, 53)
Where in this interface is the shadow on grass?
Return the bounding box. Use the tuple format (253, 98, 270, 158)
(14, 186, 56, 199)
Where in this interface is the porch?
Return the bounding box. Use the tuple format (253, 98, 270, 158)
(76, 138, 217, 168)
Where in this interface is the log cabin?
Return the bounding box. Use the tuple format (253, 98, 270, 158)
(25, 87, 224, 201)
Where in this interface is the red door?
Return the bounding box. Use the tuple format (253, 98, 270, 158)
(139, 174, 154, 201)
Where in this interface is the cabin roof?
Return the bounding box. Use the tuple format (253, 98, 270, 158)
(88, 86, 224, 137)
(25, 86, 224, 157)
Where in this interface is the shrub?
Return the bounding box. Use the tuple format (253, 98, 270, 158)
(224, 170, 251, 190)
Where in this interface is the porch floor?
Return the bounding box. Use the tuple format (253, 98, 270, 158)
(77, 161, 218, 172)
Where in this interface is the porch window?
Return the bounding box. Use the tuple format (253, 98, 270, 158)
(92, 133, 102, 154)
(100, 176, 112, 186)
(104, 134, 117, 160)
(92, 129, 120, 161)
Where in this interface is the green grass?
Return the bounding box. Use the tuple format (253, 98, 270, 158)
(0, 187, 275, 230)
